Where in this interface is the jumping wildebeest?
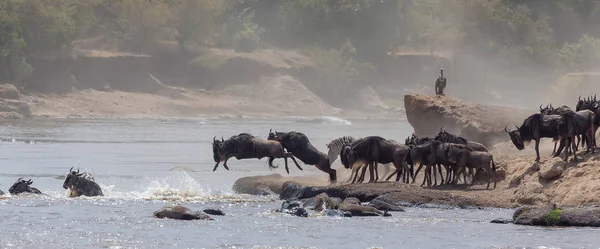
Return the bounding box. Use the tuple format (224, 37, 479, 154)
(212, 133, 302, 174)
(8, 178, 42, 195)
(340, 136, 411, 184)
(268, 130, 336, 183)
(63, 167, 104, 197)
(505, 113, 568, 162)
(445, 144, 497, 189)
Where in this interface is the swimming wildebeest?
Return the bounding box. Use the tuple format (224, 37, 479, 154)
(268, 130, 336, 183)
(8, 178, 42, 195)
(340, 136, 411, 184)
(445, 144, 497, 189)
(212, 133, 302, 174)
(63, 167, 104, 197)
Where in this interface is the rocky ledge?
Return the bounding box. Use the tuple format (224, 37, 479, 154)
(0, 84, 32, 119)
(512, 205, 600, 227)
(403, 94, 531, 147)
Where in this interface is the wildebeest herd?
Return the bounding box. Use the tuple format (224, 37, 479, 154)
(0, 167, 104, 197)
(505, 95, 599, 162)
(211, 128, 498, 189)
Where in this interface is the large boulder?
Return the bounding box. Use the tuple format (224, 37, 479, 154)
(513, 205, 600, 227)
(0, 84, 21, 99)
(0, 99, 32, 119)
(403, 94, 531, 147)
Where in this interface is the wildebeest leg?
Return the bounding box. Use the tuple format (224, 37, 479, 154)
(357, 162, 370, 183)
(571, 137, 579, 162)
(551, 142, 557, 156)
(212, 161, 221, 172)
(223, 158, 230, 171)
(369, 162, 378, 183)
(283, 156, 290, 174)
(534, 138, 541, 162)
(413, 163, 425, 184)
(437, 164, 444, 185)
(286, 153, 303, 171)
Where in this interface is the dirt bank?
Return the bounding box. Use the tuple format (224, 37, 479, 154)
(404, 94, 532, 147)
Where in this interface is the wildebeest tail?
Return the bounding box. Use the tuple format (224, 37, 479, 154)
(491, 157, 496, 172)
(267, 156, 279, 169)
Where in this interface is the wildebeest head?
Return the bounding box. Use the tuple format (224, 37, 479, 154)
(63, 167, 85, 189)
(267, 129, 281, 141)
(9, 178, 33, 194)
(211, 136, 224, 162)
(539, 104, 553, 115)
(505, 126, 525, 150)
(340, 145, 353, 169)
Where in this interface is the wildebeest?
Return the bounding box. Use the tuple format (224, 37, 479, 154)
(8, 178, 42, 195)
(212, 133, 302, 174)
(63, 167, 104, 197)
(539, 104, 574, 155)
(327, 136, 393, 181)
(445, 144, 497, 189)
(434, 127, 488, 152)
(505, 113, 567, 162)
(268, 130, 336, 183)
(553, 109, 596, 161)
(340, 136, 411, 183)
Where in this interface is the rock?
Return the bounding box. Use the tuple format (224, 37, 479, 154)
(0, 84, 21, 100)
(538, 160, 566, 180)
(513, 205, 600, 227)
(153, 206, 214, 220)
(279, 181, 327, 201)
(341, 197, 361, 206)
(368, 199, 406, 212)
(404, 94, 531, 147)
(0, 99, 31, 119)
(277, 200, 308, 218)
(252, 186, 276, 196)
(233, 174, 328, 196)
(490, 218, 513, 224)
(203, 208, 225, 216)
(312, 193, 342, 211)
(323, 209, 352, 217)
(339, 204, 391, 217)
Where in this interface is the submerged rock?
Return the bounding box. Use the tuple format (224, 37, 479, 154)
(324, 209, 352, 217)
(203, 208, 226, 216)
(277, 200, 308, 218)
(513, 205, 600, 227)
(153, 206, 214, 220)
(490, 218, 513, 224)
(368, 199, 405, 212)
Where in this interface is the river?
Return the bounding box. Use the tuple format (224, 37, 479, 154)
(0, 116, 598, 249)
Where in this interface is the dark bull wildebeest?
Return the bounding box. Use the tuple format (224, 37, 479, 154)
(9, 178, 42, 195)
(505, 113, 567, 162)
(434, 127, 488, 152)
(268, 130, 336, 183)
(212, 133, 302, 174)
(553, 109, 596, 161)
(63, 167, 104, 197)
(340, 136, 411, 184)
(445, 144, 497, 189)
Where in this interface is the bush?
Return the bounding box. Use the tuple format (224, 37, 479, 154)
(222, 8, 264, 52)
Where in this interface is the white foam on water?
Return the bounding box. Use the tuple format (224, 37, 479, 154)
(294, 116, 352, 125)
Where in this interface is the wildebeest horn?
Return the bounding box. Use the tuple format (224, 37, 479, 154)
(17, 177, 23, 181)
(515, 125, 519, 131)
(221, 137, 224, 142)
(550, 103, 553, 109)
(269, 128, 272, 133)
(213, 136, 216, 142)
(579, 95, 582, 101)
(27, 179, 32, 184)
(77, 168, 80, 174)
(504, 126, 509, 133)
(539, 104, 542, 111)
(69, 167, 74, 173)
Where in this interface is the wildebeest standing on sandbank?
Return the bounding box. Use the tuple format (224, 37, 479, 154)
(212, 133, 302, 173)
(340, 136, 411, 184)
(63, 167, 104, 197)
(506, 113, 568, 162)
(9, 178, 42, 195)
(268, 130, 336, 183)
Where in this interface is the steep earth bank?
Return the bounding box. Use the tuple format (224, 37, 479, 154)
(404, 94, 532, 147)
(10, 47, 400, 119)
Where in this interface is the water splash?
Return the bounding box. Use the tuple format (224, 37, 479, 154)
(295, 116, 352, 125)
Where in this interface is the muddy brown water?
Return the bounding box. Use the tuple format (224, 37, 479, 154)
(0, 116, 598, 249)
